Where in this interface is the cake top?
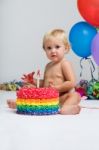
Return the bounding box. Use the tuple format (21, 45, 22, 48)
(17, 87, 59, 99)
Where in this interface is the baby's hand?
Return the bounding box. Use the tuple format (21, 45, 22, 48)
(49, 81, 54, 87)
(23, 83, 36, 88)
(49, 82, 60, 91)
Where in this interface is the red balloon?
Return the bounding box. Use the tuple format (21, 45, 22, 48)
(77, 0, 99, 27)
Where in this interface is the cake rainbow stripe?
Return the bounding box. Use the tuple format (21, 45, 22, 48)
(16, 87, 59, 115)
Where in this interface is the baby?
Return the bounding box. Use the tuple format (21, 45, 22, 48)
(7, 29, 81, 115)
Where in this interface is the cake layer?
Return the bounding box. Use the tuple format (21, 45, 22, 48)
(17, 87, 59, 99)
(17, 105, 59, 115)
(16, 98, 58, 105)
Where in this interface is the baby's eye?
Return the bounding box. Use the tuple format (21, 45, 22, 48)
(55, 45, 60, 49)
(47, 46, 52, 50)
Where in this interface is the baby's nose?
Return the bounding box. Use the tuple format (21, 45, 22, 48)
(51, 48, 56, 52)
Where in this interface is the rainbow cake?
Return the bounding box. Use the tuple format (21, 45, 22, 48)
(16, 87, 59, 115)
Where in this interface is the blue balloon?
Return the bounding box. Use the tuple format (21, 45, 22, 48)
(69, 21, 97, 58)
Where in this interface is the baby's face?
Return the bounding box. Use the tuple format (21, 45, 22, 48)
(44, 37, 66, 63)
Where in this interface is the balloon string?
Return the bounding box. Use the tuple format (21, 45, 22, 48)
(80, 58, 84, 77)
(87, 58, 95, 80)
(96, 28, 99, 32)
(97, 66, 99, 81)
(80, 57, 95, 80)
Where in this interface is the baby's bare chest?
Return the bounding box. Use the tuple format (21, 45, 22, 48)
(44, 63, 65, 86)
(45, 64, 62, 77)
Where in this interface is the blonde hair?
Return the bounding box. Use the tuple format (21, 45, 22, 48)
(43, 29, 70, 52)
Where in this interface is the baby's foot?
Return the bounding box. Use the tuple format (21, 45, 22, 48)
(60, 105, 81, 115)
(7, 100, 16, 109)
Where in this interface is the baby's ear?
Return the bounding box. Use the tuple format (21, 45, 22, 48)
(65, 43, 70, 53)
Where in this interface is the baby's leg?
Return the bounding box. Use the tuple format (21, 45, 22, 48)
(7, 100, 16, 109)
(59, 92, 81, 115)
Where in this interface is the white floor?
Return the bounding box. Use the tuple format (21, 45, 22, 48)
(0, 91, 99, 150)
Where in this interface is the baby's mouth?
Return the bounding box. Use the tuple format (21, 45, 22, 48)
(51, 54, 56, 58)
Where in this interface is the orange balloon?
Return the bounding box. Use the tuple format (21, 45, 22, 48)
(77, 0, 99, 27)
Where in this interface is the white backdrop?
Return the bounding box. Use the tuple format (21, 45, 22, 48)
(0, 0, 98, 83)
